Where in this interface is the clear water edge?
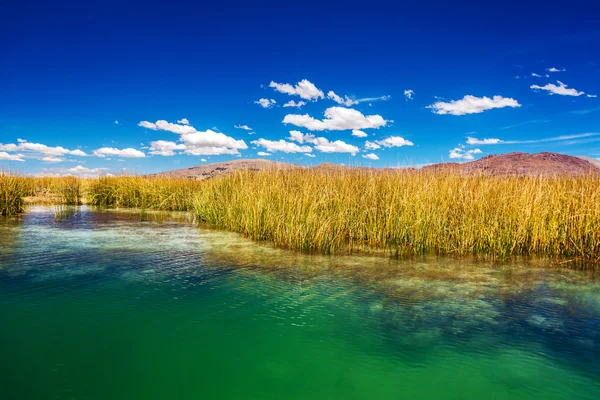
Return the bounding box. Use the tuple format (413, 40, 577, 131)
(1, 206, 599, 399)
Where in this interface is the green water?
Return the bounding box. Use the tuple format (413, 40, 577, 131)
(1, 207, 599, 399)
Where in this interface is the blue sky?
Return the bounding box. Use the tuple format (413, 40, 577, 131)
(1, 0, 599, 175)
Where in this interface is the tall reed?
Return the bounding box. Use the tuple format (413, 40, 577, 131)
(87, 176, 202, 211)
(192, 169, 600, 264)
(0, 173, 28, 216)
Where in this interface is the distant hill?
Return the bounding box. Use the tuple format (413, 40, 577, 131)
(422, 152, 599, 176)
(148, 159, 303, 180)
(149, 152, 600, 180)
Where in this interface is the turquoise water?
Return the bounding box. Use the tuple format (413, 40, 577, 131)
(1, 207, 600, 399)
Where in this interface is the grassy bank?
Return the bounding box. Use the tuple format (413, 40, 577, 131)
(2, 170, 599, 264)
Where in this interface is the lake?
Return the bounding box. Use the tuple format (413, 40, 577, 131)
(1, 206, 599, 399)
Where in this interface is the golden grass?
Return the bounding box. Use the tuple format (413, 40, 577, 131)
(2, 169, 599, 264)
(0, 173, 28, 216)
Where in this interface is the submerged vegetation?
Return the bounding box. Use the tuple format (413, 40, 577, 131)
(1, 169, 599, 264)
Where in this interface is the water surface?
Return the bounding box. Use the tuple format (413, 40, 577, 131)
(1, 206, 599, 399)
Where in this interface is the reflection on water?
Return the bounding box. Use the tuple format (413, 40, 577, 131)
(1, 206, 599, 400)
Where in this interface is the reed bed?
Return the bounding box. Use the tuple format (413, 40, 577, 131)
(2, 169, 599, 264)
(191, 169, 600, 264)
(0, 173, 28, 216)
(87, 176, 202, 211)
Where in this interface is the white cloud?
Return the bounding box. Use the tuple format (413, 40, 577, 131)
(466, 137, 503, 145)
(587, 94, 597, 98)
(362, 153, 379, 160)
(93, 147, 146, 158)
(375, 136, 414, 148)
(357, 95, 391, 103)
(254, 98, 276, 108)
(309, 137, 359, 154)
(138, 120, 196, 134)
(428, 95, 521, 115)
(269, 79, 324, 101)
(42, 157, 63, 163)
(114, 120, 119, 125)
(404, 89, 414, 100)
(351, 129, 368, 138)
(547, 67, 566, 72)
(305, 154, 316, 158)
(283, 106, 389, 131)
(234, 124, 253, 130)
(138, 119, 248, 156)
(531, 73, 542, 77)
(288, 130, 307, 144)
(327, 91, 358, 106)
(282, 100, 306, 108)
(530, 81, 584, 96)
(257, 152, 271, 156)
(70, 149, 87, 157)
(201, 158, 207, 162)
(449, 147, 482, 160)
(68, 165, 108, 174)
(0, 152, 25, 162)
(149, 140, 187, 156)
(251, 138, 312, 153)
(177, 118, 190, 125)
(0, 139, 88, 157)
(467, 133, 598, 145)
(364, 141, 381, 150)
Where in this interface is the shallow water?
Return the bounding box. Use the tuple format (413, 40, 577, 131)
(1, 206, 599, 399)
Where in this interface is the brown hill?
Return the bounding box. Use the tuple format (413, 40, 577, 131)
(422, 152, 599, 176)
(150, 152, 599, 180)
(148, 159, 303, 180)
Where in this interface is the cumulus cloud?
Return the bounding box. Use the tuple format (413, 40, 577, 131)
(251, 138, 312, 153)
(288, 130, 307, 144)
(257, 152, 271, 156)
(362, 153, 379, 160)
(149, 140, 187, 156)
(138, 120, 196, 134)
(282, 100, 306, 108)
(427, 95, 521, 115)
(449, 147, 482, 160)
(139, 119, 248, 156)
(327, 91, 358, 106)
(114, 120, 119, 125)
(587, 94, 597, 98)
(269, 79, 324, 101)
(93, 148, 146, 158)
(254, 98, 276, 108)
(547, 67, 566, 72)
(531, 73, 542, 77)
(68, 165, 108, 174)
(0, 139, 88, 158)
(308, 137, 359, 154)
(404, 89, 414, 100)
(287, 130, 359, 154)
(375, 136, 414, 148)
(177, 118, 190, 125)
(466, 137, 503, 145)
(42, 157, 63, 163)
(234, 124, 253, 130)
(351, 129, 368, 138)
(530, 81, 584, 96)
(364, 141, 381, 150)
(0, 152, 25, 162)
(283, 106, 389, 131)
(305, 154, 316, 158)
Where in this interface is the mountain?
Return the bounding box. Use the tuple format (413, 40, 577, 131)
(148, 159, 303, 180)
(422, 152, 599, 176)
(149, 153, 600, 180)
